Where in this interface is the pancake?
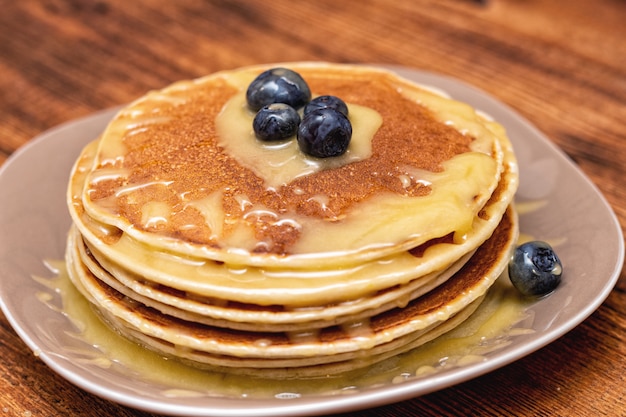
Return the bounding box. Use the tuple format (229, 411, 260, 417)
(77, 63, 508, 269)
(98, 298, 484, 379)
(65, 62, 519, 378)
(70, 226, 474, 332)
(66, 206, 517, 378)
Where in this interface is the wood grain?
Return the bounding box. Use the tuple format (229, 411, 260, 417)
(0, 1, 624, 416)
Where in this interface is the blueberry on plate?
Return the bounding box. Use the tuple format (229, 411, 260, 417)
(297, 108, 352, 158)
(246, 68, 311, 111)
(304, 95, 349, 117)
(253, 103, 301, 141)
(508, 241, 563, 297)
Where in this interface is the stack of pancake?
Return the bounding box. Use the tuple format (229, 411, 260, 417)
(65, 63, 519, 378)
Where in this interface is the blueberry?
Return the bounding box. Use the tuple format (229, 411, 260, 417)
(297, 108, 352, 158)
(246, 68, 311, 111)
(253, 103, 301, 141)
(304, 95, 349, 117)
(508, 241, 563, 297)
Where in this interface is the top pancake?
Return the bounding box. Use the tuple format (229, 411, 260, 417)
(77, 63, 510, 268)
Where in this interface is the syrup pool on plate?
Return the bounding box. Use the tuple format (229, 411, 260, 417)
(33, 260, 533, 400)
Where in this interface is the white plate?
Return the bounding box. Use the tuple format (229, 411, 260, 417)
(0, 68, 623, 416)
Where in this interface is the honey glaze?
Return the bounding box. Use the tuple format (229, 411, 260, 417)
(216, 91, 383, 189)
(35, 262, 532, 400)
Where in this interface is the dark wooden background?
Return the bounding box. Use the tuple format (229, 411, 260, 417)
(0, 1, 624, 416)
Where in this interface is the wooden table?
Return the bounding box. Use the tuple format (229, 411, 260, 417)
(1, 1, 624, 416)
